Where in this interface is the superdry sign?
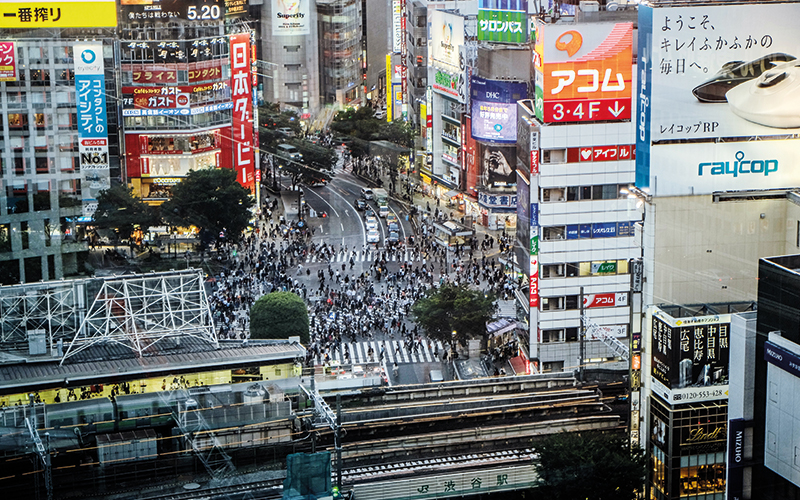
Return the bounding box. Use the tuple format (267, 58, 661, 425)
(533, 21, 633, 123)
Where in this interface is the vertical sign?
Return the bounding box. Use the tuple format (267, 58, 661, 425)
(74, 42, 109, 219)
(392, 0, 402, 53)
(230, 33, 254, 189)
(0, 41, 16, 81)
(386, 53, 393, 123)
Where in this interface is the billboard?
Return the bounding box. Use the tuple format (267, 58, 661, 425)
(431, 67, 466, 103)
(273, 0, 310, 36)
(0, 42, 15, 81)
(478, 0, 526, 44)
(477, 143, 516, 187)
(430, 10, 464, 69)
(533, 21, 633, 123)
(0, 0, 116, 27)
(392, 0, 402, 53)
(637, 3, 800, 192)
(470, 77, 527, 143)
(230, 33, 254, 190)
(121, 0, 224, 22)
(649, 307, 731, 405)
(74, 43, 109, 218)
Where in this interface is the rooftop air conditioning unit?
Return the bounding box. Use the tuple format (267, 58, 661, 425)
(579, 1, 600, 12)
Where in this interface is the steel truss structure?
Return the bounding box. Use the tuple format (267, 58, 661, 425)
(60, 270, 217, 364)
(0, 280, 86, 345)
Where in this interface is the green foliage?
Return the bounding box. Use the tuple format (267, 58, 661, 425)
(161, 168, 254, 243)
(94, 185, 160, 241)
(411, 284, 496, 347)
(532, 431, 647, 500)
(289, 140, 337, 173)
(250, 291, 309, 344)
(331, 108, 414, 148)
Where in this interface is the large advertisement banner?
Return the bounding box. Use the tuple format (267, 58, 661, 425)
(74, 43, 109, 218)
(230, 33, 254, 190)
(0, 42, 16, 81)
(649, 307, 731, 404)
(470, 77, 527, 143)
(534, 21, 633, 123)
(478, 0, 526, 44)
(645, 139, 800, 196)
(0, 0, 116, 27)
(121, 0, 224, 22)
(273, 0, 310, 36)
(392, 0, 402, 53)
(477, 143, 516, 187)
(430, 10, 464, 69)
(432, 67, 466, 103)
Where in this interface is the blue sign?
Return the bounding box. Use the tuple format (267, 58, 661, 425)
(530, 203, 538, 227)
(635, 5, 653, 188)
(592, 222, 617, 238)
(76, 75, 107, 138)
(618, 221, 631, 236)
(579, 224, 592, 239)
(566, 225, 579, 239)
(764, 341, 800, 380)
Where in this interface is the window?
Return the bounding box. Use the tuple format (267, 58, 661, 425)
(566, 263, 579, 277)
(567, 186, 579, 201)
(565, 295, 579, 310)
(542, 149, 566, 164)
(542, 226, 565, 241)
(542, 296, 563, 311)
(542, 329, 564, 343)
(21, 221, 29, 249)
(542, 361, 564, 373)
(541, 264, 564, 278)
(542, 188, 565, 202)
(566, 328, 579, 342)
(0, 224, 11, 253)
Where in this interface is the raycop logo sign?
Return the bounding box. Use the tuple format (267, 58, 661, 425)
(698, 151, 778, 178)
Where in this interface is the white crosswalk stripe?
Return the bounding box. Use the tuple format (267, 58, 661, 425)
(315, 340, 446, 366)
(305, 250, 419, 264)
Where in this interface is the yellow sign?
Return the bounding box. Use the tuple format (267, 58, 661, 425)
(0, 1, 117, 28)
(386, 53, 392, 123)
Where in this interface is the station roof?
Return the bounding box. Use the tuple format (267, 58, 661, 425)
(0, 338, 306, 395)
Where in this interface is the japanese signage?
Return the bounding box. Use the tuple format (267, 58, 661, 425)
(224, 0, 247, 16)
(566, 221, 636, 240)
(477, 192, 517, 208)
(432, 68, 466, 103)
(120, 0, 224, 23)
(591, 261, 617, 274)
(529, 255, 539, 307)
(273, 0, 310, 36)
(584, 293, 628, 309)
(470, 77, 527, 143)
(533, 21, 633, 123)
(637, 4, 800, 191)
(122, 101, 233, 117)
(430, 10, 464, 69)
(386, 54, 393, 122)
(0, 42, 15, 81)
(0, 0, 116, 27)
(642, 140, 800, 197)
(230, 33, 254, 189)
(121, 83, 229, 113)
(478, 0, 526, 44)
(566, 144, 634, 163)
(392, 0, 402, 53)
(477, 143, 516, 187)
(649, 307, 731, 404)
(74, 43, 109, 219)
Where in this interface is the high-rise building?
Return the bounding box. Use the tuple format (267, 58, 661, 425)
(317, 0, 363, 106)
(0, 10, 120, 284)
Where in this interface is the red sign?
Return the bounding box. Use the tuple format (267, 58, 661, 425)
(583, 292, 628, 308)
(537, 22, 633, 124)
(544, 97, 630, 123)
(189, 61, 225, 83)
(132, 66, 179, 84)
(0, 42, 16, 82)
(530, 150, 539, 175)
(567, 144, 635, 163)
(81, 138, 107, 147)
(529, 255, 539, 308)
(230, 33, 254, 190)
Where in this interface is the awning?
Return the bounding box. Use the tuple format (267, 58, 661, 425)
(444, 190, 460, 198)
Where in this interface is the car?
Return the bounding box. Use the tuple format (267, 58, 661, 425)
(276, 127, 296, 138)
(387, 221, 399, 232)
(364, 207, 376, 219)
(387, 231, 399, 245)
(365, 216, 378, 231)
(386, 213, 398, 225)
(276, 143, 303, 161)
(374, 108, 387, 120)
(305, 178, 327, 187)
(354, 199, 367, 211)
(360, 187, 374, 200)
(366, 229, 380, 244)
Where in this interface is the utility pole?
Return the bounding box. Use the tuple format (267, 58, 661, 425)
(579, 286, 585, 383)
(335, 394, 342, 492)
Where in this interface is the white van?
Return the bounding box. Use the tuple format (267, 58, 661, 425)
(276, 143, 302, 161)
(360, 187, 374, 200)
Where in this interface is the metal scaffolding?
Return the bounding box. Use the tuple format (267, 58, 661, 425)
(60, 269, 217, 364)
(0, 280, 86, 345)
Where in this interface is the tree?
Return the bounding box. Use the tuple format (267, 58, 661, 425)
(532, 431, 647, 500)
(411, 284, 496, 347)
(94, 185, 160, 242)
(161, 168, 254, 244)
(250, 292, 309, 344)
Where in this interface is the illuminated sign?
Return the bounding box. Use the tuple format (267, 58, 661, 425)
(120, 0, 224, 22)
(477, 143, 516, 187)
(534, 21, 632, 123)
(224, 0, 247, 16)
(0, 42, 16, 81)
(230, 33, 254, 189)
(566, 144, 634, 163)
(392, 0, 402, 53)
(478, 0, 526, 44)
(529, 255, 539, 307)
(584, 293, 627, 309)
(121, 102, 233, 117)
(470, 77, 527, 143)
(0, 0, 116, 27)
(432, 68, 465, 103)
(273, 0, 310, 36)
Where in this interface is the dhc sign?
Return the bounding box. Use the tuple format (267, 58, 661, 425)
(698, 151, 778, 178)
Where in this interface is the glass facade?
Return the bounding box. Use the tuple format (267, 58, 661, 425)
(317, 0, 362, 106)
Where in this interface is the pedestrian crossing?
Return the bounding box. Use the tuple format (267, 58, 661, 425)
(304, 250, 423, 264)
(314, 339, 447, 365)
